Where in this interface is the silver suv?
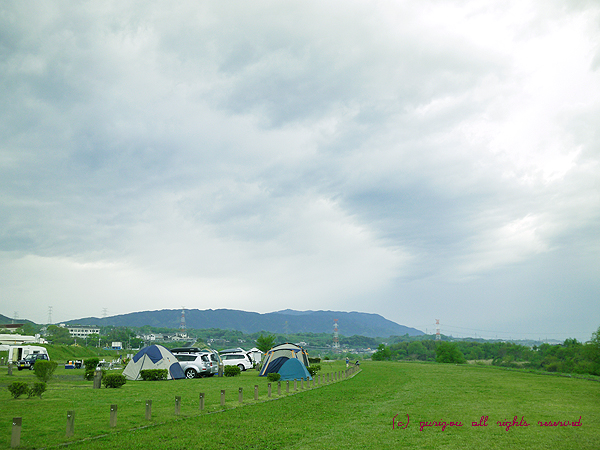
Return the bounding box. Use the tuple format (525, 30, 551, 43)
(171, 348, 220, 379)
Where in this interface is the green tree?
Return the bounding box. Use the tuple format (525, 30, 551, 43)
(372, 344, 392, 361)
(47, 325, 74, 345)
(256, 333, 276, 353)
(435, 342, 466, 364)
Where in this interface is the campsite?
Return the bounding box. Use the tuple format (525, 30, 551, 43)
(2, 358, 599, 449)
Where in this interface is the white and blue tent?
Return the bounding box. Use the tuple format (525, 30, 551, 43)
(259, 343, 310, 379)
(123, 345, 185, 380)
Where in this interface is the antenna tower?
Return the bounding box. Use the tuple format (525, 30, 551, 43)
(435, 319, 441, 341)
(333, 319, 340, 349)
(180, 307, 186, 331)
(47, 306, 53, 324)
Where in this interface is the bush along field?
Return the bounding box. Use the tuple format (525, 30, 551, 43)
(2, 359, 599, 450)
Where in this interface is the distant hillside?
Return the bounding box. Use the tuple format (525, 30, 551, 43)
(0, 314, 35, 325)
(65, 309, 423, 338)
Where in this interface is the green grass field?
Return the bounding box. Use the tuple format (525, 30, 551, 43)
(2, 361, 598, 449)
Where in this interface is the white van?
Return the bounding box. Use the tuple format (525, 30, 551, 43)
(8, 345, 49, 363)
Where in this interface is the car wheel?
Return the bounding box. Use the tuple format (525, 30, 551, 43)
(237, 364, 245, 371)
(185, 368, 197, 379)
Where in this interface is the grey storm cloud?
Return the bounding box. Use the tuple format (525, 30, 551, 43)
(1, 0, 600, 341)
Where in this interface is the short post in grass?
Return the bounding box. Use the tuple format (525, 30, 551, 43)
(286, 380, 290, 393)
(326, 372, 329, 383)
(109, 405, 117, 428)
(93, 370, 102, 389)
(238, 387, 243, 404)
(294, 379, 297, 391)
(199, 393, 205, 411)
(220, 390, 225, 408)
(277, 381, 281, 395)
(175, 396, 181, 415)
(268, 383, 272, 398)
(66, 411, 74, 438)
(254, 385, 258, 400)
(7, 362, 12, 376)
(301, 377, 304, 389)
(146, 400, 152, 420)
(12, 417, 22, 448)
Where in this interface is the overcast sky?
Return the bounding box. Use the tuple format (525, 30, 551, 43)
(2, 1, 599, 341)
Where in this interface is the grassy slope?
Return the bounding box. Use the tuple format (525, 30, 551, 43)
(1, 361, 598, 449)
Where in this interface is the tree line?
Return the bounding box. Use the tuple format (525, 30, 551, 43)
(372, 327, 600, 376)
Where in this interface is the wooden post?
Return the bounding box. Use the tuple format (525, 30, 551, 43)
(199, 393, 205, 411)
(11, 417, 22, 448)
(66, 411, 74, 437)
(220, 389, 225, 407)
(218, 364, 223, 377)
(109, 405, 117, 428)
(277, 381, 281, 395)
(268, 383, 272, 398)
(175, 396, 181, 415)
(93, 370, 102, 389)
(286, 380, 290, 393)
(254, 385, 258, 400)
(7, 362, 12, 376)
(327, 372, 329, 383)
(146, 400, 152, 420)
(294, 379, 297, 391)
(301, 377, 304, 389)
(238, 387, 243, 404)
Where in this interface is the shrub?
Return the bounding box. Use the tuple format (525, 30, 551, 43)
(8, 381, 30, 399)
(140, 369, 168, 381)
(33, 360, 58, 382)
(266, 372, 281, 382)
(435, 342, 466, 364)
(84, 358, 100, 381)
(224, 365, 241, 377)
(102, 373, 127, 388)
(308, 357, 321, 364)
(307, 365, 321, 376)
(28, 382, 47, 399)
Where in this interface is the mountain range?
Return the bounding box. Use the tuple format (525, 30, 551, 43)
(63, 309, 423, 338)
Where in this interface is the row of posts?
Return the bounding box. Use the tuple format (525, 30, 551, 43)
(10, 365, 359, 447)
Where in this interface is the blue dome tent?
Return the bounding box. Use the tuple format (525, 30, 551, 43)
(123, 344, 185, 380)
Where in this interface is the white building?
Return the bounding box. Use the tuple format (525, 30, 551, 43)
(63, 325, 100, 338)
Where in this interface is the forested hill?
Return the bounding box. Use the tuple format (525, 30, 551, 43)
(64, 309, 423, 338)
(0, 314, 35, 325)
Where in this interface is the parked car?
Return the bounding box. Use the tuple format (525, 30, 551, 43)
(220, 352, 253, 371)
(17, 353, 49, 371)
(171, 348, 220, 379)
